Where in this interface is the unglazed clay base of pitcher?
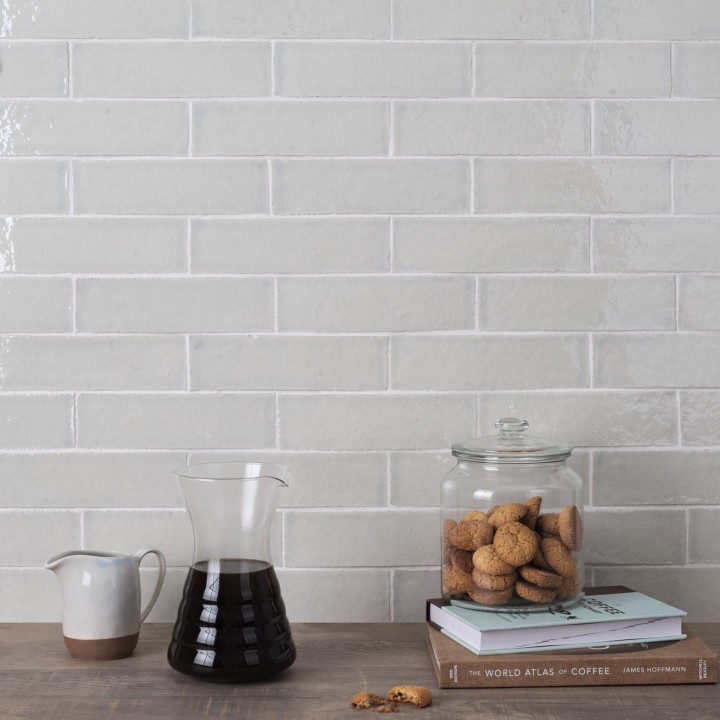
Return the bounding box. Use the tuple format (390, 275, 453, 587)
(64, 632, 140, 660)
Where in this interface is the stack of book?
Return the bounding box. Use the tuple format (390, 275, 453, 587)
(426, 586, 717, 688)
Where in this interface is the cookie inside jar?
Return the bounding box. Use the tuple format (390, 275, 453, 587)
(441, 419, 585, 612)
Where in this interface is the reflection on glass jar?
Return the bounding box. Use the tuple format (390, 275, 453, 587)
(441, 418, 584, 613)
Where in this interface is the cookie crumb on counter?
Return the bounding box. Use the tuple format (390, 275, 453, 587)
(351, 686, 432, 712)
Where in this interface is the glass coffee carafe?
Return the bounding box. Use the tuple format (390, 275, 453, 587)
(167, 463, 296, 682)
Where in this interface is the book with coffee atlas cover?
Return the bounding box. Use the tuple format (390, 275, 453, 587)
(427, 587, 686, 652)
(426, 624, 717, 689)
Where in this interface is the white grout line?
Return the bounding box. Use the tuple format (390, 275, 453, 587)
(4, 211, 720, 218)
(0, 386, 714, 395)
(8, 212, 720, 225)
(4, 151, 704, 160)
(2, 447, 720, 458)
(11, 38, 718, 45)
(4, 270, 674, 279)
(0, 506, 697, 514)
(4, 96, 720, 103)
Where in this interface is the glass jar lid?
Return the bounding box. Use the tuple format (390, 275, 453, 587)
(451, 418, 573, 464)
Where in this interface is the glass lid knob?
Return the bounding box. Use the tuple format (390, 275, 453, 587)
(495, 417, 530, 434)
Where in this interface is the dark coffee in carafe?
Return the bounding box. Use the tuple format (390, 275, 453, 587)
(167, 558, 296, 682)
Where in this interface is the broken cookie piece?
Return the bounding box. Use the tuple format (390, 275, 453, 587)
(351, 691, 387, 710)
(387, 685, 433, 708)
(372, 702, 398, 713)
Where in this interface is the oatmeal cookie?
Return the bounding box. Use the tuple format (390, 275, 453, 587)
(530, 544, 553, 571)
(537, 513, 560, 537)
(468, 584, 513, 606)
(472, 568, 517, 591)
(523, 496, 542, 531)
(493, 521, 539, 567)
(515, 579, 558, 604)
(488, 502, 528, 528)
(472, 545, 516, 576)
(448, 519, 494, 551)
(540, 537, 577, 578)
(444, 518, 457, 544)
(557, 574, 581, 599)
(558, 504, 583, 551)
(461, 510, 488, 523)
(448, 546, 474, 575)
(518, 564, 563, 589)
(442, 564, 473, 595)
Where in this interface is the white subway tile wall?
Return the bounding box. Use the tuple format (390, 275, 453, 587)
(0, 0, 719, 624)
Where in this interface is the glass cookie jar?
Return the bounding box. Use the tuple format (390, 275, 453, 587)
(441, 418, 584, 612)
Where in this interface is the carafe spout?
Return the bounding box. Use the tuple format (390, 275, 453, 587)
(260, 463, 291, 488)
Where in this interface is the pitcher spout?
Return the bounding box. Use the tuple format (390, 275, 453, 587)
(44, 550, 81, 573)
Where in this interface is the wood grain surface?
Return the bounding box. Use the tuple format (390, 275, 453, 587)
(0, 623, 717, 720)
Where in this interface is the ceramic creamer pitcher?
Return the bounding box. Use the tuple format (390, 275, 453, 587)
(45, 549, 166, 660)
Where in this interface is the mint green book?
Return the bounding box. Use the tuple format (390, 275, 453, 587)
(441, 628, 687, 656)
(427, 587, 686, 653)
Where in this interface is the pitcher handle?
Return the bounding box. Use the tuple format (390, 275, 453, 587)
(134, 548, 167, 623)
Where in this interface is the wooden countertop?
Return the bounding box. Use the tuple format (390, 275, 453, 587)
(0, 623, 717, 719)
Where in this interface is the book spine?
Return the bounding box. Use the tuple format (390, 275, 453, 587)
(432, 653, 717, 689)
